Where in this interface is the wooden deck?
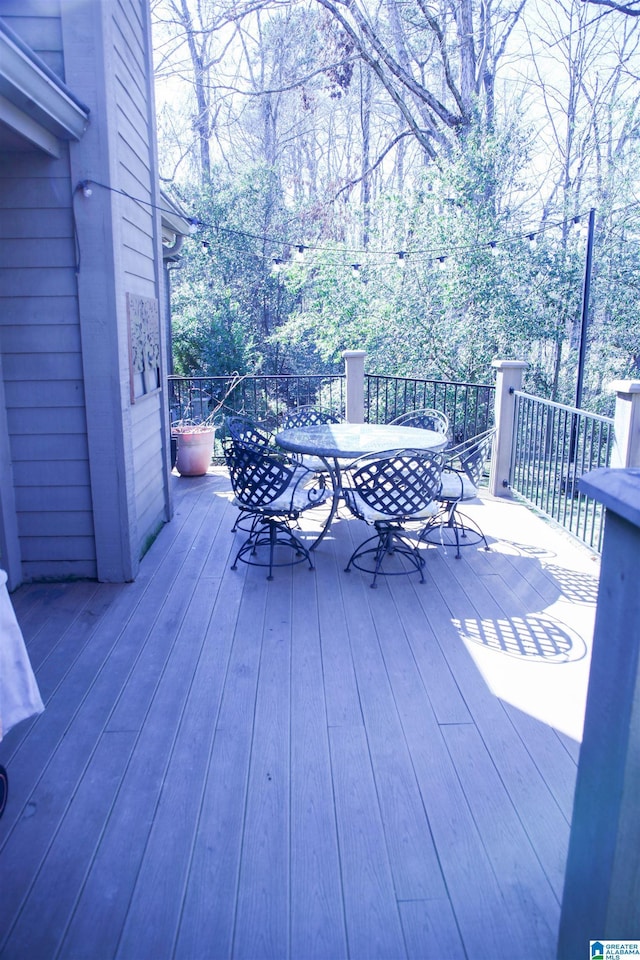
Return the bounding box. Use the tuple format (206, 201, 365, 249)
(0, 467, 600, 960)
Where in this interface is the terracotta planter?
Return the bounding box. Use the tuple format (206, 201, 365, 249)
(174, 427, 215, 476)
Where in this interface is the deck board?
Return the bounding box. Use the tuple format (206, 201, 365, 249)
(0, 470, 598, 959)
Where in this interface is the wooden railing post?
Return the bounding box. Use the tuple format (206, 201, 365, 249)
(342, 350, 366, 423)
(489, 359, 528, 497)
(609, 379, 640, 468)
(558, 468, 640, 957)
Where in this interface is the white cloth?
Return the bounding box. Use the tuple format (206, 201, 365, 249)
(0, 569, 44, 741)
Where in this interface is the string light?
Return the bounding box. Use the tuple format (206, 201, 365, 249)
(74, 178, 604, 273)
(351, 263, 361, 277)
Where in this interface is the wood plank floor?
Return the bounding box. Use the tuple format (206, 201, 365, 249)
(0, 467, 600, 960)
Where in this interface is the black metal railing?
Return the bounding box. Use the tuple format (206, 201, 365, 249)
(365, 374, 494, 442)
(510, 392, 614, 551)
(168, 374, 346, 456)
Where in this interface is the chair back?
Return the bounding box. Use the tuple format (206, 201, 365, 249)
(224, 415, 273, 450)
(223, 438, 297, 509)
(343, 449, 444, 521)
(449, 428, 495, 486)
(390, 407, 449, 436)
(282, 405, 342, 429)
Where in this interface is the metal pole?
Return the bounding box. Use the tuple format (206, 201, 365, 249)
(567, 207, 596, 487)
(575, 207, 596, 410)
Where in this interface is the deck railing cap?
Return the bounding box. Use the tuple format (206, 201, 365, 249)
(491, 359, 529, 370)
(609, 379, 640, 395)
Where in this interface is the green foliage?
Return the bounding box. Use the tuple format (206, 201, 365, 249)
(170, 168, 329, 375)
(169, 127, 640, 412)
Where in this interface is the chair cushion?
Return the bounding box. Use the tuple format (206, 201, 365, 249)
(346, 490, 439, 523)
(440, 470, 477, 501)
(234, 479, 327, 515)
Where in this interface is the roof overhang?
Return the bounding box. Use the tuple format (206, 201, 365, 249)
(0, 18, 90, 157)
(160, 190, 194, 260)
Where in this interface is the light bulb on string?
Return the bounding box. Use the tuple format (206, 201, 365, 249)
(437, 256, 447, 270)
(351, 263, 361, 278)
(528, 233, 537, 250)
(272, 257, 283, 274)
(573, 215, 589, 240)
(295, 244, 306, 262)
(396, 251, 407, 268)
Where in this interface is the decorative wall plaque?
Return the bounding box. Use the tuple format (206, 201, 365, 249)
(127, 293, 161, 402)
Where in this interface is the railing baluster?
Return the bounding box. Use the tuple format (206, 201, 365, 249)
(509, 390, 613, 553)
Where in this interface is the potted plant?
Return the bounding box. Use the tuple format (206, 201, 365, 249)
(172, 419, 218, 476)
(172, 373, 245, 477)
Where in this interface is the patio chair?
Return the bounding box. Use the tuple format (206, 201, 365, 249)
(223, 437, 329, 580)
(224, 414, 274, 450)
(342, 448, 444, 588)
(390, 407, 449, 438)
(282, 405, 344, 473)
(222, 415, 277, 533)
(282, 405, 343, 429)
(421, 428, 495, 558)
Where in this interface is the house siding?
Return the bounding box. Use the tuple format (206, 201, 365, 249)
(0, 0, 97, 582)
(112, 0, 170, 557)
(0, 0, 171, 586)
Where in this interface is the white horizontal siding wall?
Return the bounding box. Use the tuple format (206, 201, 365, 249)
(0, 0, 97, 583)
(61, 0, 171, 580)
(113, 0, 171, 557)
(0, 0, 170, 585)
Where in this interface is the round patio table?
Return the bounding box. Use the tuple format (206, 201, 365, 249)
(275, 422, 448, 548)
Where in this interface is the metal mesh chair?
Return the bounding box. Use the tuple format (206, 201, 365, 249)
(282, 406, 343, 473)
(224, 414, 274, 449)
(390, 407, 449, 437)
(282, 405, 342, 429)
(342, 448, 444, 587)
(222, 416, 277, 533)
(421, 428, 495, 558)
(223, 437, 329, 579)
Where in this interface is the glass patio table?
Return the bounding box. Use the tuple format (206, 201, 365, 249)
(275, 422, 448, 548)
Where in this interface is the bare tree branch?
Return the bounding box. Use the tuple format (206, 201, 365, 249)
(334, 130, 418, 197)
(581, 0, 640, 14)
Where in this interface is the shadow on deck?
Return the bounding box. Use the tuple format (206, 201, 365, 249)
(0, 468, 600, 959)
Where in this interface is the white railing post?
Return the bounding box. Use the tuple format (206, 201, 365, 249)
(489, 359, 528, 497)
(342, 350, 366, 423)
(558, 468, 640, 955)
(609, 379, 640, 468)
